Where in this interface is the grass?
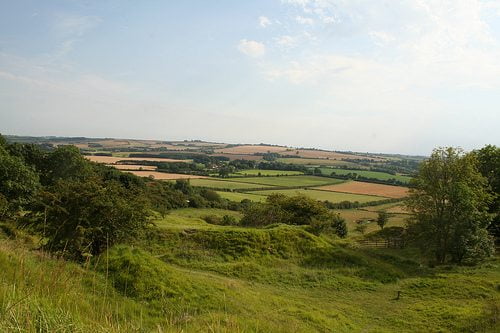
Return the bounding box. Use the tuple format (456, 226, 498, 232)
(216, 191, 268, 202)
(189, 178, 274, 189)
(226, 175, 344, 187)
(1, 220, 499, 332)
(249, 188, 387, 203)
(317, 167, 412, 183)
(230, 169, 304, 176)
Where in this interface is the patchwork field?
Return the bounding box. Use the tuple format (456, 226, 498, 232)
(317, 167, 412, 183)
(224, 175, 344, 187)
(315, 181, 409, 199)
(250, 188, 387, 203)
(85, 155, 190, 164)
(210, 153, 263, 161)
(231, 169, 303, 176)
(125, 171, 206, 180)
(189, 178, 274, 190)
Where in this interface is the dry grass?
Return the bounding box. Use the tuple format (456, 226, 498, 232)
(315, 181, 409, 199)
(125, 171, 207, 180)
(85, 155, 190, 164)
(106, 164, 157, 171)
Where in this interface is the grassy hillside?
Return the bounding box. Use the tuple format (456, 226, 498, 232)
(2, 217, 498, 332)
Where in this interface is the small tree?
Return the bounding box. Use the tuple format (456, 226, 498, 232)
(355, 223, 367, 235)
(377, 211, 389, 230)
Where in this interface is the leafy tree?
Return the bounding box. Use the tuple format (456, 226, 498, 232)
(41, 146, 92, 185)
(474, 145, 500, 238)
(377, 211, 389, 230)
(406, 147, 494, 264)
(27, 178, 150, 260)
(0, 145, 40, 215)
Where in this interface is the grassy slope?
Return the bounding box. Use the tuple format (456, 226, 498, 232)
(1, 215, 499, 332)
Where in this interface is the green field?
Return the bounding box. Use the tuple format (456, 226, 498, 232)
(226, 175, 344, 187)
(317, 167, 412, 183)
(231, 169, 304, 176)
(216, 191, 267, 202)
(189, 178, 274, 189)
(250, 188, 387, 203)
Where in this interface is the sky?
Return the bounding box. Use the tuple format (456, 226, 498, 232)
(0, 0, 499, 155)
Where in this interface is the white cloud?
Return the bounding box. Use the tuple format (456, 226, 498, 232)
(276, 35, 296, 47)
(296, 15, 314, 25)
(237, 39, 266, 57)
(259, 16, 272, 28)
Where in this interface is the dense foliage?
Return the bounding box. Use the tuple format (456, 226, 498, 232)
(406, 147, 494, 264)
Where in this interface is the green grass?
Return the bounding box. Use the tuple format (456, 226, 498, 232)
(216, 191, 268, 202)
(1, 221, 499, 332)
(189, 178, 274, 189)
(226, 175, 344, 187)
(317, 167, 412, 183)
(249, 188, 387, 203)
(230, 169, 304, 176)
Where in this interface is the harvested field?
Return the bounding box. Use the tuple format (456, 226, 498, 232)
(214, 145, 290, 154)
(249, 188, 386, 203)
(279, 149, 385, 161)
(231, 169, 304, 176)
(317, 167, 412, 183)
(107, 164, 157, 171)
(315, 181, 408, 198)
(85, 155, 190, 164)
(125, 171, 206, 180)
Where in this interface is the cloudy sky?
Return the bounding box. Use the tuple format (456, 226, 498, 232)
(1, 0, 499, 155)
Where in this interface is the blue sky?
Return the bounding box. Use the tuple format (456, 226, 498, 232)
(1, 0, 499, 154)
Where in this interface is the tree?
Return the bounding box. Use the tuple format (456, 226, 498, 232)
(355, 223, 367, 235)
(377, 211, 389, 230)
(406, 147, 494, 264)
(473, 145, 500, 239)
(27, 178, 150, 260)
(0, 145, 40, 215)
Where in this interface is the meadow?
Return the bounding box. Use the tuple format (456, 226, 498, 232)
(277, 157, 361, 167)
(216, 191, 268, 202)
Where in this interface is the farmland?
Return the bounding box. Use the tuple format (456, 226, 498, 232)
(230, 169, 304, 176)
(316, 167, 412, 183)
(316, 181, 409, 199)
(216, 191, 267, 202)
(85, 155, 190, 164)
(250, 188, 387, 203)
(124, 171, 206, 180)
(107, 164, 157, 170)
(277, 157, 361, 167)
(189, 178, 274, 190)
(221, 175, 344, 187)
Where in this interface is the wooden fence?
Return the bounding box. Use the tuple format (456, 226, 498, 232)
(358, 238, 404, 249)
